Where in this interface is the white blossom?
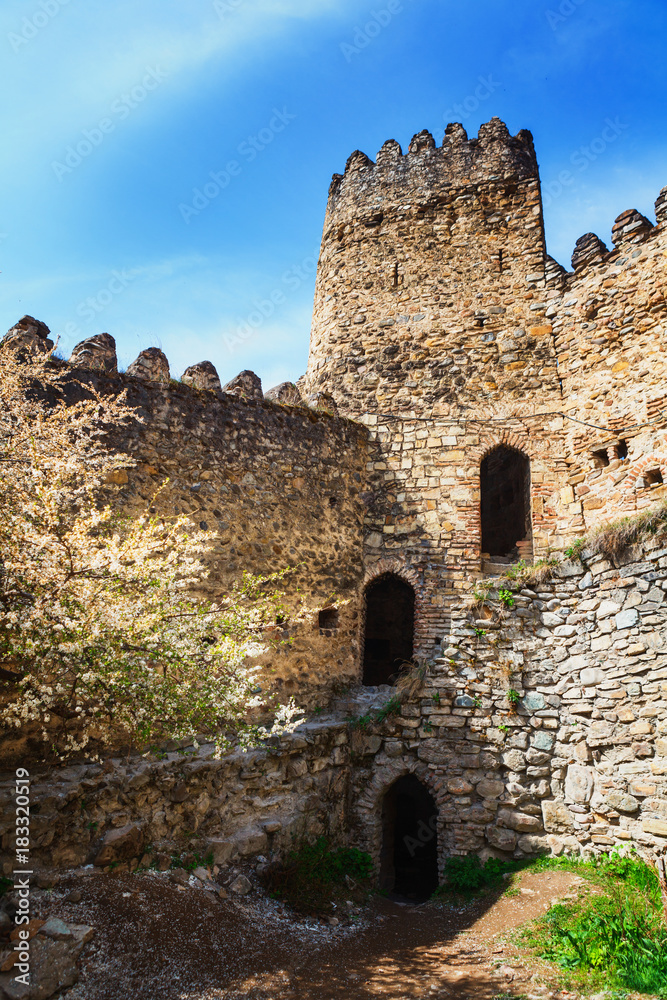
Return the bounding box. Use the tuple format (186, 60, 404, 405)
(0, 347, 309, 758)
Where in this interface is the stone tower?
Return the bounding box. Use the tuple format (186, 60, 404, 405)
(306, 118, 562, 417)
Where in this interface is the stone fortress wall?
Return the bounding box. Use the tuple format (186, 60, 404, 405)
(0, 318, 370, 754)
(4, 535, 667, 873)
(3, 117, 667, 878)
(98, 371, 369, 706)
(303, 117, 667, 660)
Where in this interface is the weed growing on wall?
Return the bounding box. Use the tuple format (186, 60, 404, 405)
(498, 588, 516, 609)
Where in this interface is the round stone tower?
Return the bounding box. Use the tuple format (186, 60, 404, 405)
(305, 118, 561, 418)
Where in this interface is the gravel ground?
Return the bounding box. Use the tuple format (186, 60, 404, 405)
(19, 866, 606, 1000)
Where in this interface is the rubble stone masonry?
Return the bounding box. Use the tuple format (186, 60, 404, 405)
(3, 116, 667, 871)
(303, 117, 667, 652)
(4, 536, 667, 872)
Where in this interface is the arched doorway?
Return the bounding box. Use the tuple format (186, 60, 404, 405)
(480, 446, 531, 559)
(362, 574, 414, 686)
(380, 775, 439, 902)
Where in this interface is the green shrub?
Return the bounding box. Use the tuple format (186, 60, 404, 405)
(441, 853, 525, 893)
(498, 588, 516, 608)
(375, 695, 402, 723)
(262, 837, 373, 913)
(564, 538, 585, 561)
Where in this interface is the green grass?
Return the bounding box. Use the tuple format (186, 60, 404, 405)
(435, 853, 528, 895)
(580, 500, 667, 562)
(564, 538, 586, 561)
(261, 836, 373, 914)
(375, 694, 402, 723)
(519, 850, 667, 997)
(348, 694, 402, 730)
(502, 556, 560, 586)
(564, 501, 667, 564)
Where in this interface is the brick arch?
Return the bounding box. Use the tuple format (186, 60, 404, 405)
(621, 453, 667, 491)
(352, 759, 448, 876)
(470, 436, 535, 561)
(362, 558, 420, 591)
(471, 430, 535, 465)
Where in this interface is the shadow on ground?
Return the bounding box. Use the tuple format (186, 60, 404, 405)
(33, 867, 580, 999)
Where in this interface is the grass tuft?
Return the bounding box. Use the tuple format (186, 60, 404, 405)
(261, 836, 373, 914)
(586, 500, 667, 561)
(435, 854, 528, 895)
(521, 849, 667, 997)
(502, 557, 561, 587)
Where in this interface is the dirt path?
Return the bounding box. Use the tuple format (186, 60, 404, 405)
(287, 870, 585, 1000)
(32, 867, 587, 1000)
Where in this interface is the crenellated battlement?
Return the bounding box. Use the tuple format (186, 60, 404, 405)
(326, 118, 539, 226)
(305, 119, 667, 424)
(307, 118, 552, 416)
(0, 319, 344, 422)
(566, 192, 665, 274)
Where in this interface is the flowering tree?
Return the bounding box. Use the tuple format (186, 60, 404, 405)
(0, 345, 303, 759)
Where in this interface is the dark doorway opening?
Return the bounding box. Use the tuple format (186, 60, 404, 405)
(362, 574, 414, 686)
(380, 775, 438, 902)
(480, 446, 531, 559)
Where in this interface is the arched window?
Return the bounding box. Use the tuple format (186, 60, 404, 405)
(380, 774, 438, 902)
(480, 446, 532, 559)
(362, 574, 414, 686)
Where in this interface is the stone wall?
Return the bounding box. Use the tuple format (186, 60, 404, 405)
(550, 196, 667, 533)
(7, 535, 667, 879)
(84, 371, 369, 703)
(303, 118, 667, 601)
(351, 533, 667, 863)
(0, 721, 355, 874)
(358, 412, 570, 645)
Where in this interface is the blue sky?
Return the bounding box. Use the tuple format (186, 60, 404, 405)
(1, 0, 665, 389)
